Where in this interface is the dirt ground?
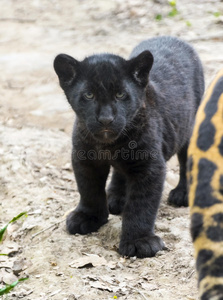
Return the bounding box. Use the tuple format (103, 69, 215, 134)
(1, 0, 223, 299)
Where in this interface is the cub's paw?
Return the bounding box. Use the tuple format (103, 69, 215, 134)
(66, 210, 108, 235)
(108, 195, 125, 215)
(119, 235, 165, 258)
(168, 187, 188, 207)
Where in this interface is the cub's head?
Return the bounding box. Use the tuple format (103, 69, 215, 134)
(54, 51, 153, 144)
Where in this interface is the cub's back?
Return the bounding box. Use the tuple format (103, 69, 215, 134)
(130, 36, 204, 156)
(130, 36, 204, 109)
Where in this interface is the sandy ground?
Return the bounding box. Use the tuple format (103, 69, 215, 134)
(1, 0, 223, 299)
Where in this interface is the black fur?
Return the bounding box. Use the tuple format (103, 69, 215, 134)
(54, 36, 204, 258)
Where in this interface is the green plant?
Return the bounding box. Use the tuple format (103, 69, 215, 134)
(0, 278, 28, 296)
(168, 0, 179, 17)
(0, 212, 28, 296)
(0, 212, 27, 242)
(213, 11, 221, 17)
(186, 20, 192, 27)
(154, 0, 179, 21)
(155, 14, 163, 21)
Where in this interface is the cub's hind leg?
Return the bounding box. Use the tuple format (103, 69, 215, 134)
(168, 144, 188, 207)
(107, 170, 126, 215)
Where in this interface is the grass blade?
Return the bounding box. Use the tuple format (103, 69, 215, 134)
(9, 212, 27, 224)
(0, 212, 27, 242)
(0, 225, 8, 242)
(0, 278, 28, 295)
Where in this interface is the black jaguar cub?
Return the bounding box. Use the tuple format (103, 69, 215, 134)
(54, 36, 204, 258)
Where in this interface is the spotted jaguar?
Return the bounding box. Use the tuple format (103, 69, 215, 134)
(188, 69, 223, 300)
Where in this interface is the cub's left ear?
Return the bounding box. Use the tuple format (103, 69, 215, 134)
(128, 51, 154, 87)
(53, 54, 79, 89)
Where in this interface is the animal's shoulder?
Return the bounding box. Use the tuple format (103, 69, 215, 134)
(188, 69, 223, 299)
(130, 36, 191, 58)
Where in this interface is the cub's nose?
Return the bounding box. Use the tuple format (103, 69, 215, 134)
(98, 116, 114, 126)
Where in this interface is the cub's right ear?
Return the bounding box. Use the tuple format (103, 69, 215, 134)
(53, 54, 79, 88)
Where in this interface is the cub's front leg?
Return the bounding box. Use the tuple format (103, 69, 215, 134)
(66, 158, 110, 235)
(119, 158, 166, 258)
(107, 170, 127, 215)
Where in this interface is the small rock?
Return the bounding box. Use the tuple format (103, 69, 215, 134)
(12, 258, 27, 275)
(0, 269, 18, 284)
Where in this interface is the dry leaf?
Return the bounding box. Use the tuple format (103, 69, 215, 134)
(61, 163, 72, 170)
(69, 254, 107, 268)
(89, 281, 113, 292)
(61, 172, 74, 181)
(107, 260, 117, 269)
(49, 289, 62, 297)
(140, 282, 159, 291)
(6, 224, 19, 235)
(1, 242, 19, 256)
(82, 275, 98, 281)
(99, 275, 116, 285)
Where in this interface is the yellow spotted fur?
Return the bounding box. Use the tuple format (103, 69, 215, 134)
(188, 69, 223, 299)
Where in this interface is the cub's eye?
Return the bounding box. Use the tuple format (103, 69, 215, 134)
(115, 92, 126, 100)
(83, 92, 94, 100)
